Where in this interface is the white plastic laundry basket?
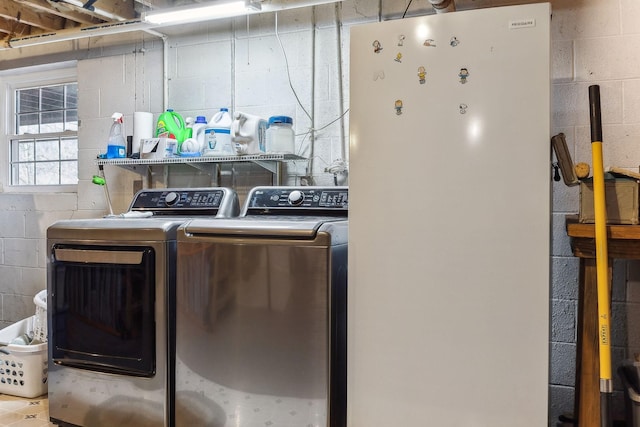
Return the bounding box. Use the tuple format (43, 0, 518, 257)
(0, 316, 48, 398)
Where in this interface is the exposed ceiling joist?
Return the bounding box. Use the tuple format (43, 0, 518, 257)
(61, 0, 138, 21)
(0, 1, 68, 32)
(15, 0, 104, 26)
(0, 16, 31, 36)
(0, 0, 150, 44)
(95, 0, 137, 19)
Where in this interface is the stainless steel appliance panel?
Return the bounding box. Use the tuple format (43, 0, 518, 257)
(175, 220, 347, 427)
(47, 238, 173, 427)
(46, 187, 240, 427)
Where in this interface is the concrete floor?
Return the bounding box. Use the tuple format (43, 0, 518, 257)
(0, 394, 53, 427)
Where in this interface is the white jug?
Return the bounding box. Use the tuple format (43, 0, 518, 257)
(191, 116, 208, 152)
(204, 108, 234, 155)
(231, 112, 267, 155)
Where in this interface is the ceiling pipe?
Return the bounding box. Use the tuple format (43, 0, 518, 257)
(142, 28, 170, 111)
(5, 19, 153, 49)
(429, 0, 455, 13)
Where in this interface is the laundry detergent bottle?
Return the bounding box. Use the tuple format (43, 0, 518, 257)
(204, 108, 233, 155)
(106, 112, 127, 158)
(231, 111, 267, 155)
(182, 116, 208, 154)
(156, 109, 187, 143)
(192, 116, 208, 150)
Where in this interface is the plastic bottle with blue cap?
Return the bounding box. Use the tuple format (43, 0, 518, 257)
(265, 116, 295, 154)
(182, 116, 208, 155)
(204, 108, 234, 155)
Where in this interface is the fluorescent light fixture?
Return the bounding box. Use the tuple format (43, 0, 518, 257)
(143, 1, 250, 25)
(143, 0, 343, 26)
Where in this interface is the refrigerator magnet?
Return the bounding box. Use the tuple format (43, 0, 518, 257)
(459, 68, 469, 84)
(398, 35, 406, 46)
(450, 36, 460, 47)
(373, 40, 383, 53)
(418, 66, 426, 84)
(423, 39, 436, 47)
(395, 100, 403, 115)
(395, 52, 402, 63)
(459, 103, 468, 114)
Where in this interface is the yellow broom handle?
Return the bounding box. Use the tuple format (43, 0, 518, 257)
(589, 84, 613, 427)
(591, 140, 612, 386)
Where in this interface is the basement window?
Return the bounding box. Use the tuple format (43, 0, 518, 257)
(10, 82, 78, 186)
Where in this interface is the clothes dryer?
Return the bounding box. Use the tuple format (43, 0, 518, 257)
(175, 186, 348, 427)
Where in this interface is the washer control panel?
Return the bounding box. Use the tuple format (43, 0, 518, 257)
(129, 188, 238, 216)
(244, 187, 348, 215)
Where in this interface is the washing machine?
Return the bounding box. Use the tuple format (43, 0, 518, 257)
(46, 187, 239, 427)
(174, 186, 348, 427)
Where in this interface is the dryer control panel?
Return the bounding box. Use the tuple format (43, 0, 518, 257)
(244, 186, 348, 216)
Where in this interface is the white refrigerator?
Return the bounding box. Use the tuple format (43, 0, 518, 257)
(348, 3, 551, 426)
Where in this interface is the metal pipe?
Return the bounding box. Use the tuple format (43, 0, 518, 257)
(143, 28, 170, 111)
(308, 7, 316, 179)
(6, 19, 151, 49)
(335, 2, 346, 163)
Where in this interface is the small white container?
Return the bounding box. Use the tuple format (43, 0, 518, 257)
(265, 116, 294, 154)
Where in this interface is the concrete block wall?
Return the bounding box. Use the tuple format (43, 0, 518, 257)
(77, 45, 165, 214)
(1, 0, 640, 424)
(163, 8, 352, 188)
(549, 0, 640, 423)
(0, 43, 165, 324)
(0, 193, 77, 329)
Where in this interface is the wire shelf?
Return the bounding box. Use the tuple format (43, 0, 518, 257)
(96, 153, 306, 167)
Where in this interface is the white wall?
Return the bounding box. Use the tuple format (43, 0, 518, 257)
(1, 0, 640, 424)
(0, 193, 76, 329)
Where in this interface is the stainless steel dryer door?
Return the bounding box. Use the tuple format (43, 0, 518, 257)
(50, 244, 156, 376)
(175, 219, 346, 427)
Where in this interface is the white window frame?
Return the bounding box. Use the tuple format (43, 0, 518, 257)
(0, 61, 78, 193)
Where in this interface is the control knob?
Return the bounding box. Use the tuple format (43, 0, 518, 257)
(165, 191, 180, 206)
(288, 190, 305, 206)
